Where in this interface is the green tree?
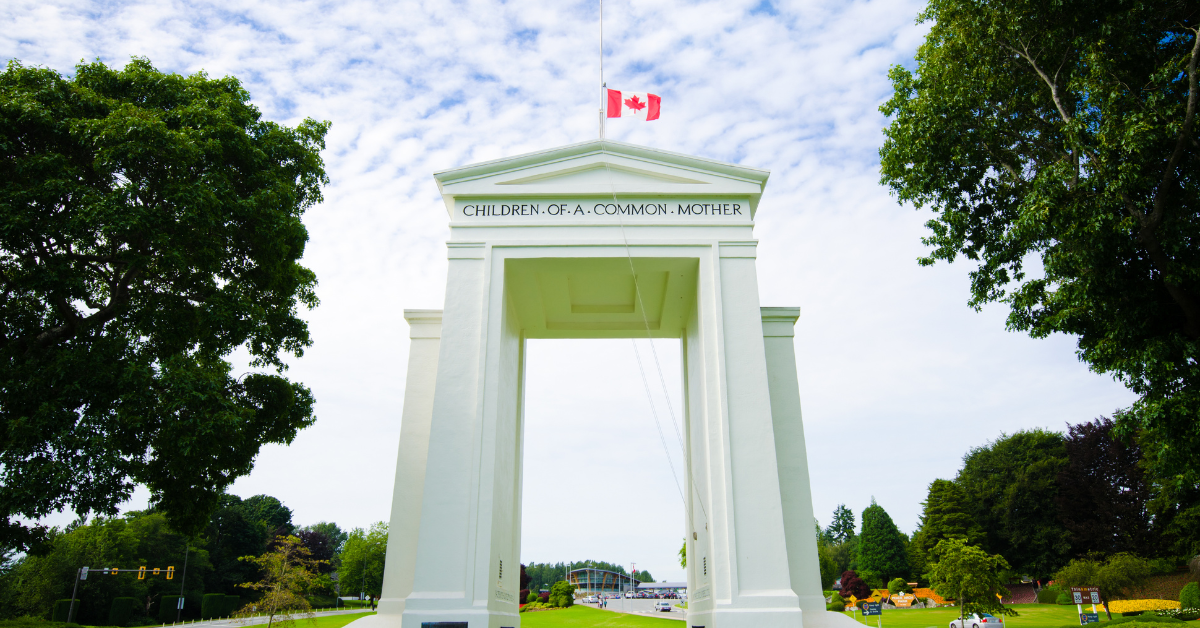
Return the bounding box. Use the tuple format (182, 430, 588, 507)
(879, 0, 1200, 493)
(826, 505, 856, 543)
(549, 580, 575, 607)
(912, 480, 985, 571)
(927, 538, 1016, 627)
(202, 495, 271, 596)
(858, 500, 910, 582)
(1054, 553, 1152, 619)
(818, 541, 840, 589)
(0, 58, 329, 551)
(338, 522, 387, 599)
(635, 569, 654, 583)
(679, 539, 687, 568)
(303, 522, 348, 554)
(243, 495, 294, 537)
(954, 430, 1069, 577)
(0, 512, 210, 622)
(237, 535, 323, 628)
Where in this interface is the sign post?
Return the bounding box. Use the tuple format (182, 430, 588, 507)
(1070, 587, 1101, 625)
(864, 601, 882, 628)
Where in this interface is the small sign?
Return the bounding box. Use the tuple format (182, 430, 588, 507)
(1070, 587, 1101, 605)
(177, 597, 185, 610)
(80, 567, 89, 580)
(891, 593, 916, 608)
(1080, 613, 1099, 624)
(863, 602, 882, 616)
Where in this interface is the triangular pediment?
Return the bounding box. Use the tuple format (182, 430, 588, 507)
(432, 140, 769, 216)
(497, 164, 708, 186)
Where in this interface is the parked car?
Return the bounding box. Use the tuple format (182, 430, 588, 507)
(950, 613, 1004, 628)
(656, 601, 673, 612)
(583, 596, 598, 604)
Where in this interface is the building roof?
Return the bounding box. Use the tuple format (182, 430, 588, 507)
(635, 581, 687, 590)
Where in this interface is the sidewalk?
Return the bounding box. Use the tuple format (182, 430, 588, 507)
(161, 608, 374, 628)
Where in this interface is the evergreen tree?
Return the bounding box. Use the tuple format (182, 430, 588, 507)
(912, 480, 985, 568)
(826, 505, 856, 543)
(857, 500, 910, 582)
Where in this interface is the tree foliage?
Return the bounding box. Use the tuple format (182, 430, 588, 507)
(955, 429, 1069, 577)
(549, 580, 575, 607)
(237, 535, 322, 628)
(912, 479, 984, 579)
(858, 500, 911, 582)
(0, 512, 209, 622)
(927, 538, 1016, 626)
(880, 0, 1200, 491)
(1054, 553, 1152, 619)
(0, 57, 330, 550)
(338, 522, 387, 599)
(1057, 419, 1155, 558)
(826, 504, 857, 544)
(839, 570, 872, 600)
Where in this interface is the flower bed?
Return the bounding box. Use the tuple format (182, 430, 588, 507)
(1108, 599, 1180, 613)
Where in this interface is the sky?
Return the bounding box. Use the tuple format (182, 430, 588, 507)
(3, 0, 1139, 583)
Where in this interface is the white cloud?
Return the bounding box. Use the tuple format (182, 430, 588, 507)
(4, 0, 1135, 583)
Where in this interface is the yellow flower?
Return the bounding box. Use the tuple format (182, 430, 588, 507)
(1107, 600, 1180, 613)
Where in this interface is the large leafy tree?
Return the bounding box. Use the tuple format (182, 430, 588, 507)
(857, 500, 911, 582)
(1054, 553, 1152, 619)
(0, 58, 328, 550)
(1057, 418, 1155, 557)
(954, 430, 1069, 578)
(338, 522, 387, 599)
(880, 0, 1200, 489)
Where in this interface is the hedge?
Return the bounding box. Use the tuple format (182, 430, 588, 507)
(224, 595, 241, 616)
(158, 596, 183, 622)
(52, 599, 76, 623)
(107, 597, 137, 627)
(201, 594, 225, 619)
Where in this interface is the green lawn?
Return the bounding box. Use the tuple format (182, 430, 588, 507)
(519, 606, 681, 627)
(839, 604, 1188, 628)
(306, 611, 376, 628)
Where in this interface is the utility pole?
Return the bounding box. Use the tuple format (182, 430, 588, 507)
(175, 544, 190, 622)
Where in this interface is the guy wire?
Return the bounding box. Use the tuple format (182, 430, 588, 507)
(599, 144, 710, 530)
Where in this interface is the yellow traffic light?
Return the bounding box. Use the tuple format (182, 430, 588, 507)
(138, 567, 146, 580)
(166, 566, 174, 580)
(153, 568, 161, 576)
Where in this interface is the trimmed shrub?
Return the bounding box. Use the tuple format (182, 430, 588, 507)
(224, 596, 241, 616)
(108, 597, 137, 627)
(201, 594, 225, 619)
(159, 596, 182, 622)
(1123, 612, 1146, 616)
(538, 591, 549, 604)
(1181, 582, 1200, 610)
(526, 590, 537, 604)
(888, 578, 912, 595)
(827, 601, 846, 612)
(1037, 586, 1061, 604)
(1056, 592, 1072, 605)
(53, 599, 76, 623)
(519, 589, 530, 605)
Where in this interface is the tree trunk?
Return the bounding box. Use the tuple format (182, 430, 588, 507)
(1102, 599, 1112, 620)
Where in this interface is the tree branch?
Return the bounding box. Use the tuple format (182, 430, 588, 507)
(1007, 40, 1074, 124)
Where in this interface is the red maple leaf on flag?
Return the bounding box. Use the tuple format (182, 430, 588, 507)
(624, 95, 646, 112)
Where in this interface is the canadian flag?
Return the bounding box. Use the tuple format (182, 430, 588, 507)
(607, 89, 660, 120)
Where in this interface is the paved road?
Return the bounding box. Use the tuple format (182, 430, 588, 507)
(579, 598, 686, 621)
(162, 608, 373, 628)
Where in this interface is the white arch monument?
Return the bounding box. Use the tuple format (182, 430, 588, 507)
(368, 140, 851, 628)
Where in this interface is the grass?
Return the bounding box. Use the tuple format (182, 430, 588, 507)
(519, 605, 681, 627)
(303, 611, 376, 628)
(839, 604, 1195, 628)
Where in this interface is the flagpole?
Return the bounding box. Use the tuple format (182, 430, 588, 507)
(599, 0, 605, 139)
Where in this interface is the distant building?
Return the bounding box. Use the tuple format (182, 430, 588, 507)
(567, 568, 639, 595)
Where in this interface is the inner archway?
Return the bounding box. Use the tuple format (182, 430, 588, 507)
(520, 338, 687, 594)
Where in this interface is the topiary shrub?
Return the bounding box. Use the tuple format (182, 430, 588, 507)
(201, 593, 225, 619)
(888, 578, 912, 595)
(159, 596, 182, 622)
(108, 597, 137, 627)
(526, 590, 537, 604)
(1181, 582, 1200, 611)
(1037, 586, 1061, 604)
(1056, 592, 1072, 605)
(53, 599, 76, 623)
(827, 601, 846, 612)
(224, 595, 241, 616)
